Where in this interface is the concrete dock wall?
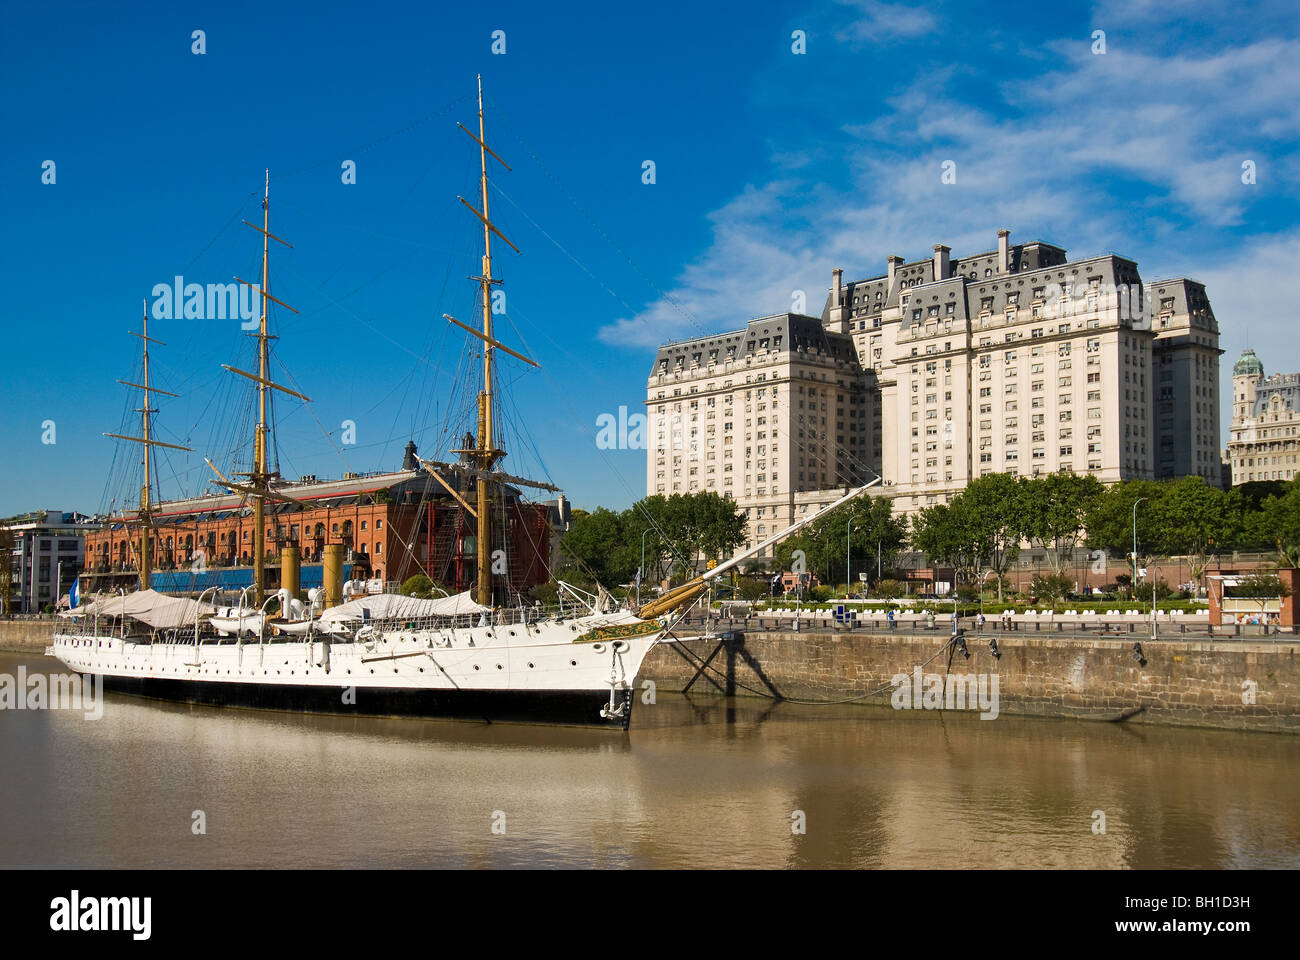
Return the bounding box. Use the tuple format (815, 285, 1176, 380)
(641, 630, 1300, 734)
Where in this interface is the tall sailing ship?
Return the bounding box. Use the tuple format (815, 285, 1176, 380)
(51, 79, 880, 728)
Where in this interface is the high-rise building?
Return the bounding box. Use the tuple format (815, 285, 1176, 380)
(1225, 349, 1300, 483)
(646, 314, 870, 548)
(646, 229, 1223, 551)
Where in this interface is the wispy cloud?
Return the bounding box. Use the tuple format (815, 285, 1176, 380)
(834, 0, 936, 44)
(598, 16, 1298, 351)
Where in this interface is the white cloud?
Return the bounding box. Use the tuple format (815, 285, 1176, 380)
(833, 0, 936, 44)
(597, 22, 1299, 353)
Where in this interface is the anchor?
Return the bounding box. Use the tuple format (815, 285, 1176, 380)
(599, 647, 629, 720)
(599, 685, 627, 720)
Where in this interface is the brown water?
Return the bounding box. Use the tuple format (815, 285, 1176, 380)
(1, 651, 1297, 869)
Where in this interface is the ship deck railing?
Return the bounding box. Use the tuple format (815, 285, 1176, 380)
(53, 601, 611, 644)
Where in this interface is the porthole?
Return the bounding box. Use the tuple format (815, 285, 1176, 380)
(592, 643, 606, 654)
(496, 664, 503, 670)
(570, 660, 578, 666)
(527, 662, 535, 669)
(612, 640, 630, 653)
(473, 664, 481, 671)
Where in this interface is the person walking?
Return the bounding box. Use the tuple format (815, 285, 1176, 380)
(887, 608, 896, 631)
(977, 612, 986, 634)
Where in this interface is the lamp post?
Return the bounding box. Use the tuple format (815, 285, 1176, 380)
(846, 518, 855, 600)
(1132, 497, 1148, 600)
(979, 569, 997, 622)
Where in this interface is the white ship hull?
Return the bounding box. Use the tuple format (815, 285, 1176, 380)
(50, 610, 668, 729)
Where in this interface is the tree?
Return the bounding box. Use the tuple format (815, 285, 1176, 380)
(911, 502, 979, 585)
(1019, 473, 1103, 576)
(558, 507, 633, 586)
(872, 578, 904, 599)
(968, 474, 1026, 600)
(629, 492, 747, 582)
(561, 492, 747, 590)
(0, 525, 13, 615)
(1084, 478, 1164, 558)
(399, 574, 438, 598)
(1231, 480, 1290, 552)
(909, 474, 1024, 599)
(772, 494, 906, 591)
(1258, 478, 1300, 568)
(1149, 476, 1236, 588)
(1028, 573, 1072, 611)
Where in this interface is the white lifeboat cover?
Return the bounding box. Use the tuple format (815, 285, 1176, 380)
(59, 589, 218, 629)
(317, 591, 489, 624)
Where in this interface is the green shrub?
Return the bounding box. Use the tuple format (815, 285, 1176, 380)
(399, 574, 435, 598)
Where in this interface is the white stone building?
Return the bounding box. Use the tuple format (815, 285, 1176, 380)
(1226, 349, 1300, 483)
(647, 229, 1222, 552)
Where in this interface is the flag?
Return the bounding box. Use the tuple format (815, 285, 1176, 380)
(69, 577, 80, 609)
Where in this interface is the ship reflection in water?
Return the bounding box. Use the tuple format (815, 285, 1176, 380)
(1, 652, 1297, 869)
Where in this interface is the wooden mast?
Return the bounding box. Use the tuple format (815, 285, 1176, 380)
(207, 170, 309, 605)
(449, 79, 535, 607)
(253, 169, 272, 605)
(105, 302, 192, 590)
(475, 76, 497, 609)
(139, 300, 155, 590)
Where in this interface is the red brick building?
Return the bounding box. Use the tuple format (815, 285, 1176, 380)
(83, 451, 555, 600)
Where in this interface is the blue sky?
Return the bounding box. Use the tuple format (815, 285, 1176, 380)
(3, 0, 1298, 517)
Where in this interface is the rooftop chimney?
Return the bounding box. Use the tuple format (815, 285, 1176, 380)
(933, 244, 951, 282)
(887, 255, 904, 295)
(997, 229, 1010, 274)
(827, 268, 847, 333)
(402, 439, 418, 471)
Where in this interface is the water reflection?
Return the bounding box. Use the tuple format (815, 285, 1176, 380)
(2, 652, 1296, 869)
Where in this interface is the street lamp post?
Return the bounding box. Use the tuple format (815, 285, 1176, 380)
(846, 518, 855, 599)
(1133, 496, 1158, 637)
(1132, 497, 1148, 600)
(979, 569, 997, 622)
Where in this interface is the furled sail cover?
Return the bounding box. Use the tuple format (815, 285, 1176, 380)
(59, 589, 218, 629)
(317, 591, 489, 624)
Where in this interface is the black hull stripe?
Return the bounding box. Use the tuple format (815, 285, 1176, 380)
(88, 673, 634, 730)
